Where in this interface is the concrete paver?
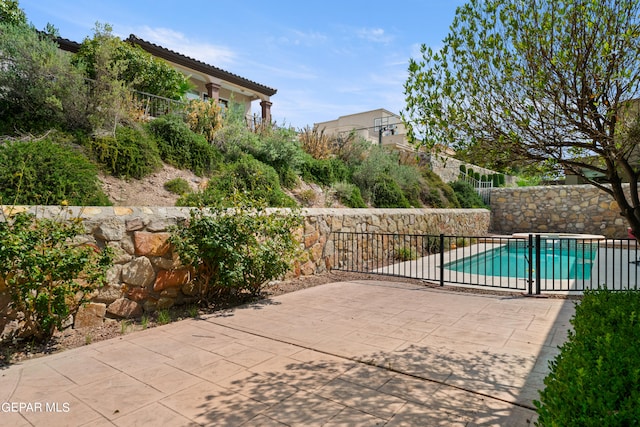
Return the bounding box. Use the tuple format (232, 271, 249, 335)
(0, 280, 575, 426)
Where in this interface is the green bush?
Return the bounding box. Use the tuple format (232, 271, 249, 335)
(450, 180, 487, 208)
(89, 125, 161, 179)
(178, 155, 297, 208)
(371, 174, 411, 208)
(146, 114, 220, 176)
(352, 146, 420, 208)
(0, 134, 110, 206)
(0, 212, 112, 341)
(535, 289, 640, 426)
(332, 182, 367, 208)
(300, 155, 333, 186)
(164, 178, 192, 195)
(420, 169, 460, 208)
(214, 119, 303, 188)
(300, 155, 351, 187)
(0, 22, 89, 134)
(460, 164, 467, 174)
(169, 200, 302, 301)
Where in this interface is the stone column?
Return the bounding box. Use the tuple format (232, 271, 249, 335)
(205, 82, 220, 102)
(260, 100, 272, 123)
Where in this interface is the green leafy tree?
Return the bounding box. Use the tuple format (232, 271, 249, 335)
(0, 22, 89, 134)
(0, 0, 26, 26)
(77, 23, 131, 136)
(404, 0, 640, 235)
(75, 26, 190, 100)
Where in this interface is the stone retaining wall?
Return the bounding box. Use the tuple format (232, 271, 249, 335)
(490, 184, 629, 238)
(0, 206, 489, 333)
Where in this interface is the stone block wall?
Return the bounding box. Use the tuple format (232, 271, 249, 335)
(490, 184, 629, 238)
(0, 206, 490, 333)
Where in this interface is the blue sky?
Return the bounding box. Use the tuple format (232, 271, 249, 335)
(19, 0, 466, 129)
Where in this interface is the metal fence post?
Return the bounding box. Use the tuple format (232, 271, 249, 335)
(528, 234, 533, 295)
(535, 234, 541, 295)
(440, 234, 445, 287)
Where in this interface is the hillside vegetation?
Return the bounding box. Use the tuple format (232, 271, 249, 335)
(0, 14, 467, 209)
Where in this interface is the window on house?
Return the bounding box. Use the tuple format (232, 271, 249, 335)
(186, 90, 200, 100)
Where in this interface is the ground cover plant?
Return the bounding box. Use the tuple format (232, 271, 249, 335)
(535, 288, 640, 425)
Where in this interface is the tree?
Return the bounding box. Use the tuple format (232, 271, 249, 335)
(74, 26, 191, 101)
(403, 0, 640, 236)
(0, 0, 26, 26)
(0, 22, 89, 134)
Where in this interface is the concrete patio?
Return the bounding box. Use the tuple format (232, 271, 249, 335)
(0, 280, 575, 426)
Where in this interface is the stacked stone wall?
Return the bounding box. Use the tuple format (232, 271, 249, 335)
(0, 206, 490, 332)
(490, 184, 629, 238)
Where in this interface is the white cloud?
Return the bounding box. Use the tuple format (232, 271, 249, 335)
(356, 27, 393, 44)
(136, 26, 237, 66)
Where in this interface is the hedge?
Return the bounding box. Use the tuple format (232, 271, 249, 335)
(535, 288, 640, 426)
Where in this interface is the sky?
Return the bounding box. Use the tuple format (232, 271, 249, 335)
(18, 0, 467, 129)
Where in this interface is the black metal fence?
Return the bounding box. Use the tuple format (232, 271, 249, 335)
(331, 232, 640, 294)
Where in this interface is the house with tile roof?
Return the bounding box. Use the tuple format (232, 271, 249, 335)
(56, 34, 276, 123)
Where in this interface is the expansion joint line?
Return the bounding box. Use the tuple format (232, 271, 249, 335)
(205, 319, 536, 412)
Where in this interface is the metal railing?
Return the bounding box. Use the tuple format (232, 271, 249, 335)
(331, 232, 640, 294)
(460, 172, 493, 204)
(131, 90, 186, 118)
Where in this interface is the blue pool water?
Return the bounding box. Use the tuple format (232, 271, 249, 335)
(444, 240, 598, 280)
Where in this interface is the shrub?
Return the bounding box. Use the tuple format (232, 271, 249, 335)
(0, 211, 112, 341)
(0, 22, 89, 134)
(299, 125, 333, 159)
(332, 182, 367, 208)
(184, 99, 223, 142)
(169, 200, 302, 301)
(164, 178, 192, 195)
(460, 164, 467, 174)
(420, 169, 460, 208)
(396, 247, 417, 261)
(450, 180, 487, 208)
(370, 174, 411, 208)
(297, 189, 317, 207)
(213, 116, 304, 188)
(89, 125, 161, 179)
(0, 134, 110, 206)
(253, 128, 305, 188)
(352, 146, 418, 207)
(535, 289, 640, 426)
(178, 155, 297, 208)
(146, 114, 220, 176)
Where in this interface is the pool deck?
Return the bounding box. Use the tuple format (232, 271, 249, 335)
(0, 280, 575, 426)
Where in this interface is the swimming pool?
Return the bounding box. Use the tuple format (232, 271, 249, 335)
(444, 239, 599, 280)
